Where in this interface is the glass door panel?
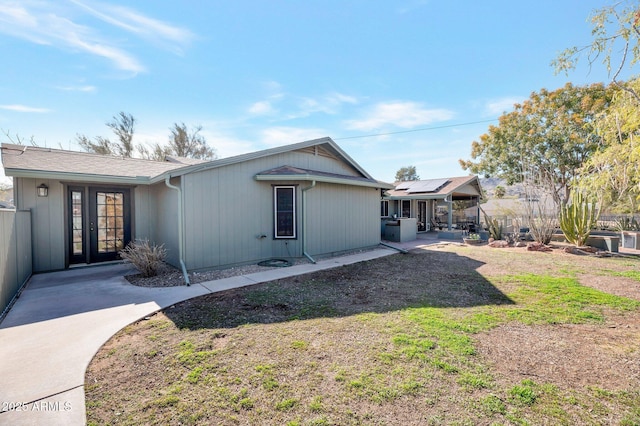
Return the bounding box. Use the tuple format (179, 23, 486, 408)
(68, 188, 86, 263)
(89, 187, 131, 263)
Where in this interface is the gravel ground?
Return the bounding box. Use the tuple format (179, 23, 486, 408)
(124, 250, 376, 287)
(124, 260, 309, 287)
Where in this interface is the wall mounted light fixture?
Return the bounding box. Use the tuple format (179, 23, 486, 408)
(37, 183, 48, 197)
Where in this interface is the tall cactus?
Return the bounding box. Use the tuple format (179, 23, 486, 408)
(559, 191, 600, 247)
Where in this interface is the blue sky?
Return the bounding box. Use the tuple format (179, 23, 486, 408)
(0, 0, 627, 184)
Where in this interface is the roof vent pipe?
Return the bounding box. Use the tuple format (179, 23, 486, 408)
(165, 176, 191, 286)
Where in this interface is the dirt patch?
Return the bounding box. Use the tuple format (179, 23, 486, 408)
(475, 311, 640, 391)
(86, 245, 640, 425)
(578, 274, 640, 301)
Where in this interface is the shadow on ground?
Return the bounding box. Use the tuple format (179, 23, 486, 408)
(165, 249, 514, 330)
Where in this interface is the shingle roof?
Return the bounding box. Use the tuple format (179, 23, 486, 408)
(255, 165, 393, 189)
(385, 175, 480, 199)
(1, 137, 387, 187)
(1, 144, 190, 183)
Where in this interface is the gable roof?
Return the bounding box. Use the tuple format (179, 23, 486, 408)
(385, 175, 482, 200)
(255, 165, 392, 189)
(1, 137, 382, 186)
(166, 137, 376, 181)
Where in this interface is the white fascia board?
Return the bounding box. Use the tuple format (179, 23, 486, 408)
(255, 173, 391, 189)
(383, 194, 446, 200)
(5, 169, 152, 184)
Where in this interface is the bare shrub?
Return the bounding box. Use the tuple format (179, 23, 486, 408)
(520, 161, 558, 245)
(120, 239, 167, 277)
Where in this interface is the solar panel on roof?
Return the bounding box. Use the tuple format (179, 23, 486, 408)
(406, 178, 450, 193)
(395, 181, 415, 190)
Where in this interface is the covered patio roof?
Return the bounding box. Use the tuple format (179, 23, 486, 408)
(384, 175, 482, 200)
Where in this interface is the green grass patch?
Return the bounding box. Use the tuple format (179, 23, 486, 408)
(85, 248, 640, 425)
(612, 270, 640, 282)
(308, 395, 324, 413)
(290, 340, 309, 350)
(509, 379, 539, 406)
(479, 394, 507, 415)
(275, 398, 298, 411)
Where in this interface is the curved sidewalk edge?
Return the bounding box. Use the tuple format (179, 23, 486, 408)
(0, 248, 396, 425)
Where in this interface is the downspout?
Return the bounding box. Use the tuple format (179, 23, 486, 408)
(380, 241, 409, 254)
(302, 180, 317, 264)
(165, 176, 190, 286)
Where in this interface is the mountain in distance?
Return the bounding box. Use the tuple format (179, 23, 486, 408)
(479, 177, 524, 198)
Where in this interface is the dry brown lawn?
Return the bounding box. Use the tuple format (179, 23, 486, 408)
(86, 244, 640, 425)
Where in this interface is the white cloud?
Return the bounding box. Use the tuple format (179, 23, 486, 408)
(0, 104, 50, 113)
(0, 0, 194, 73)
(260, 127, 327, 147)
(247, 89, 359, 120)
(0, 1, 145, 73)
(345, 101, 454, 131)
(248, 101, 275, 115)
(262, 80, 283, 93)
(70, 0, 194, 54)
(484, 97, 522, 116)
(55, 85, 96, 92)
(293, 92, 358, 117)
(325, 92, 358, 105)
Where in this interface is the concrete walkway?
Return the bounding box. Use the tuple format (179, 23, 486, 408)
(0, 248, 401, 426)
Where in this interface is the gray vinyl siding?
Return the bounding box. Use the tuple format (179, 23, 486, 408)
(182, 149, 379, 270)
(10, 145, 382, 273)
(305, 182, 380, 256)
(182, 169, 303, 270)
(133, 185, 152, 241)
(15, 178, 65, 272)
(133, 184, 162, 244)
(150, 179, 180, 268)
(15, 177, 161, 272)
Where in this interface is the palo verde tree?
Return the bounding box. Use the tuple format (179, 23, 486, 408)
(167, 123, 216, 160)
(578, 78, 640, 213)
(553, 0, 640, 102)
(77, 112, 136, 157)
(78, 113, 217, 162)
(395, 165, 419, 182)
(459, 82, 613, 209)
(138, 122, 217, 161)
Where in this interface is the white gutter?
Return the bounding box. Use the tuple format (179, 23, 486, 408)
(165, 176, 190, 286)
(255, 174, 392, 189)
(302, 180, 317, 264)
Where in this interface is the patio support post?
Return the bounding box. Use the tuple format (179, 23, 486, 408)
(165, 176, 191, 286)
(447, 196, 453, 230)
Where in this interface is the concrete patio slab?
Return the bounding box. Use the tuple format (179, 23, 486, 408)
(0, 247, 398, 425)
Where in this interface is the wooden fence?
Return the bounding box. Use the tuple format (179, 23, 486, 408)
(0, 209, 32, 321)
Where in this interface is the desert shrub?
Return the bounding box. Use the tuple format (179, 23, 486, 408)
(615, 216, 640, 231)
(559, 191, 600, 247)
(120, 239, 167, 277)
(527, 215, 556, 245)
(479, 205, 502, 240)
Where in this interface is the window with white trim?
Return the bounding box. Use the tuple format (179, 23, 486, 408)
(274, 186, 296, 238)
(380, 200, 389, 217)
